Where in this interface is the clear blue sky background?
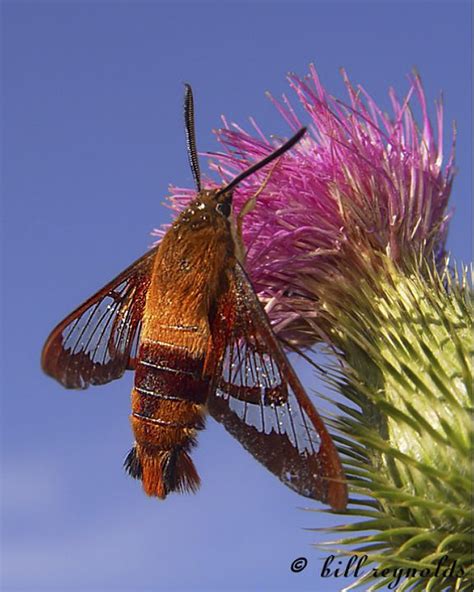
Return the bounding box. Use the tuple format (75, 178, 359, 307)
(2, 2, 471, 592)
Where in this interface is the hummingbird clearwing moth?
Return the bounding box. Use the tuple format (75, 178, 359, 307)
(42, 84, 348, 511)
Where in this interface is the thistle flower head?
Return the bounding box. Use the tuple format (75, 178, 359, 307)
(161, 65, 455, 346)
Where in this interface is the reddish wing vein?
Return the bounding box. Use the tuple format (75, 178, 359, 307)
(41, 247, 157, 389)
(207, 263, 347, 510)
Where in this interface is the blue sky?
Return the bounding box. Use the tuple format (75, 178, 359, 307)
(2, 2, 472, 591)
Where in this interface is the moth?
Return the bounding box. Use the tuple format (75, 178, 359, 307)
(42, 85, 347, 511)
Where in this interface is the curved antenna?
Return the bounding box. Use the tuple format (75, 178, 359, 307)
(217, 127, 306, 195)
(184, 83, 201, 191)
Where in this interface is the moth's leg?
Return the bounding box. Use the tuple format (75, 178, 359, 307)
(233, 158, 282, 263)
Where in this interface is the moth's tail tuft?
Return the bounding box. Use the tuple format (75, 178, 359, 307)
(124, 445, 143, 480)
(125, 444, 200, 499)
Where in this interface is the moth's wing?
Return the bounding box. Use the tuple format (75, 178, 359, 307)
(207, 263, 347, 511)
(41, 247, 158, 389)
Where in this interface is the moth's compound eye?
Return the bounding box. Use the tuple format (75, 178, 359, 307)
(216, 201, 231, 218)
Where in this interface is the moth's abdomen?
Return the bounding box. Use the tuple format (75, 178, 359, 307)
(126, 340, 209, 498)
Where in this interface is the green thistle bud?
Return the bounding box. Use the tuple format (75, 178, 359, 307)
(319, 260, 473, 591)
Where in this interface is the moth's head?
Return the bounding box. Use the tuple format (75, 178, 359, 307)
(173, 188, 233, 234)
(197, 187, 233, 219)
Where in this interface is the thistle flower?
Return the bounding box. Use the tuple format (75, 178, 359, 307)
(160, 66, 472, 591)
(162, 64, 455, 347)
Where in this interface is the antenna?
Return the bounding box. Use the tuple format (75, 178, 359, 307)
(217, 127, 306, 195)
(183, 84, 202, 191)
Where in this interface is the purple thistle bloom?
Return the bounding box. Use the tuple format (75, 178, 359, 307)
(154, 66, 455, 345)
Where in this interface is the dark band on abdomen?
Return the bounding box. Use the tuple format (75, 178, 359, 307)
(134, 341, 209, 405)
